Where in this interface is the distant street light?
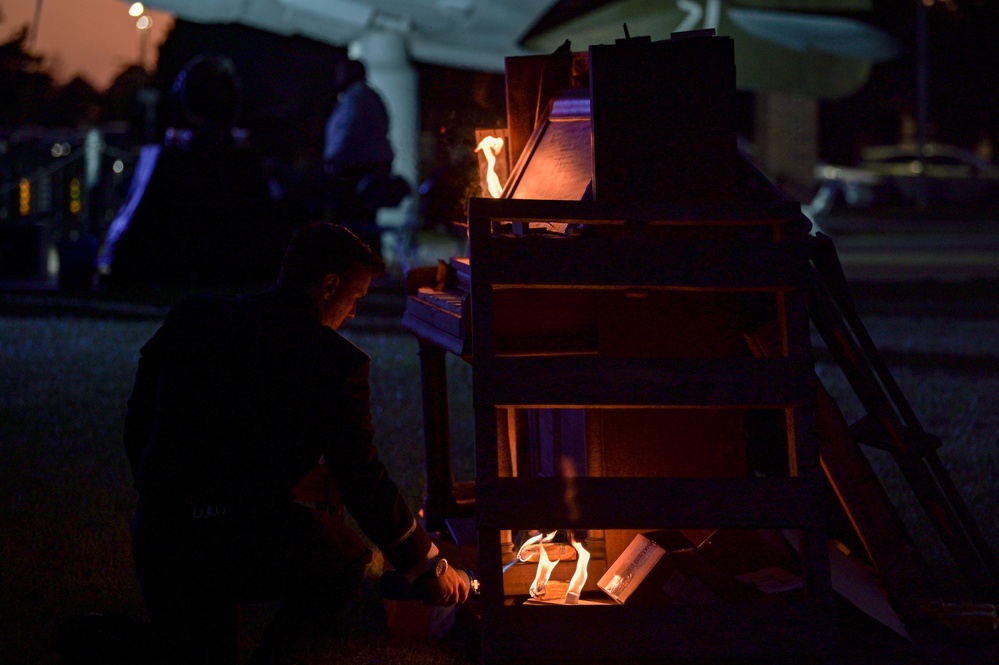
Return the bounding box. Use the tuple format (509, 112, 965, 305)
(133, 5, 153, 70)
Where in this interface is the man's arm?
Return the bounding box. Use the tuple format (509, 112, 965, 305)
(320, 356, 468, 603)
(323, 361, 430, 566)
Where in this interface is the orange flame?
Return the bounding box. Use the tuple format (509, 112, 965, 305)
(516, 530, 557, 564)
(529, 533, 560, 598)
(565, 532, 590, 604)
(475, 135, 505, 198)
(514, 455, 591, 602)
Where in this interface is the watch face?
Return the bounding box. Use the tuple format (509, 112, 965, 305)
(434, 557, 448, 578)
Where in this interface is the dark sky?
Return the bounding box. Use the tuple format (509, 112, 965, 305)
(814, 1, 999, 159)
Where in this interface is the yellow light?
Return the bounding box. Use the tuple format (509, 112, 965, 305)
(128, 3, 145, 17)
(19, 178, 30, 216)
(69, 178, 81, 215)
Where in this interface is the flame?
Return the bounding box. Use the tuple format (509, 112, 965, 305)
(565, 532, 590, 604)
(512, 456, 591, 602)
(515, 530, 557, 564)
(529, 534, 560, 598)
(523, 530, 590, 602)
(475, 135, 505, 198)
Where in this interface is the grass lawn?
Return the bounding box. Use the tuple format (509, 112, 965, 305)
(0, 294, 477, 665)
(1, 280, 996, 663)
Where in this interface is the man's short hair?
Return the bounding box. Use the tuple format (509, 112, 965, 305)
(278, 223, 386, 287)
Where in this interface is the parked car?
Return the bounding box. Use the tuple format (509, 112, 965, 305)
(815, 143, 999, 207)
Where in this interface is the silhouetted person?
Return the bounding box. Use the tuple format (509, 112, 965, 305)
(320, 58, 408, 256)
(98, 55, 283, 292)
(125, 223, 469, 664)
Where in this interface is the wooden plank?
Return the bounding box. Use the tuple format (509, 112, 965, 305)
(475, 477, 826, 530)
(468, 233, 497, 360)
(473, 356, 814, 407)
(474, 236, 812, 289)
(477, 523, 505, 605)
(480, 602, 837, 661)
(468, 196, 803, 226)
(474, 404, 504, 605)
(816, 382, 939, 625)
(474, 405, 501, 481)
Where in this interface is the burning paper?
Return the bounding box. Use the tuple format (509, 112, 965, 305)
(506, 530, 591, 603)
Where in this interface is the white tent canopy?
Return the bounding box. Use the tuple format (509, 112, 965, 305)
(128, 1, 896, 239)
(131, 0, 559, 235)
(133, 0, 558, 72)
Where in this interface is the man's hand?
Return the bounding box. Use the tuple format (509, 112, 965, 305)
(417, 566, 471, 606)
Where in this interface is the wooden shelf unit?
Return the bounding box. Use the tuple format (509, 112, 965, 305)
(467, 196, 837, 662)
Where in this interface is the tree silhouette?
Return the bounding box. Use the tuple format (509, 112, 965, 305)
(48, 75, 100, 127)
(0, 26, 55, 125)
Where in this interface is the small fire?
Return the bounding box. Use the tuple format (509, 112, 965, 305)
(505, 457, 590, 602)
(515, 530, 557, 562)
(511, 530, 590, 603)
(475, 135, 505, 198)
(526, 531, 559, 598)
(565, 531, 590, 604)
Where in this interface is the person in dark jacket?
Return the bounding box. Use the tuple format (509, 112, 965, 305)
(99, 55, 284, 291)
(124, 223, 468, 664)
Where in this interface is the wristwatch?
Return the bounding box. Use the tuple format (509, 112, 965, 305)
(431, 556, 448, 578)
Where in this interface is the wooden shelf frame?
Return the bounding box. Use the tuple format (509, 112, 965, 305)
(467, 196, 836, 661)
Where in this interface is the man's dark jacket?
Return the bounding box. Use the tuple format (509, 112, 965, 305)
(124, 285, 431, 571)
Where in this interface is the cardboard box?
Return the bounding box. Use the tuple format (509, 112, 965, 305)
(597, 533, 666, 603)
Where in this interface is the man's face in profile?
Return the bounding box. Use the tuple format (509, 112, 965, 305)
(320, 267, 373, 330)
